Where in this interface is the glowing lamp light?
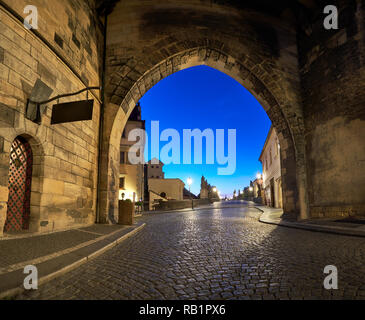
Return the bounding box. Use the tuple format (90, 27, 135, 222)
(187, 177, 193, 187)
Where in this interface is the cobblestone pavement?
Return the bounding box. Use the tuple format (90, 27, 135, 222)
(17, 203, 365, 300)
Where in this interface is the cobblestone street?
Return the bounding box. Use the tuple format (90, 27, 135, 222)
(17, 203, 365, 300)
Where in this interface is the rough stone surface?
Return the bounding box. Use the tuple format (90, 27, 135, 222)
(298, 1, 365, 218)
(0, 1, 102, 234)
(15, 204, 365, 300)
(0, 0, 364, 237)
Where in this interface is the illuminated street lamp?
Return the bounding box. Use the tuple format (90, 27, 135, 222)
(213, 187, 217, 193)
(256, 173, 262, 180)
(187, 177, 193, 193)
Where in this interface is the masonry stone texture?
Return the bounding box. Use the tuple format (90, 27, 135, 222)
(0, 0, 364, 236)
(0, 0, 102, 236)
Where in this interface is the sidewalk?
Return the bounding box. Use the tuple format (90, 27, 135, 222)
(255, 204, 365, 238)
(0, 222, 145, 299)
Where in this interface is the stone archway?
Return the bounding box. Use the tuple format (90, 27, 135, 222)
(99, 1, 310, 223)
(100, 47, 309, 223)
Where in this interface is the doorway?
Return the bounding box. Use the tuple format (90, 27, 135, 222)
(270, 178, 275, 208)
(4, 137, 33, 232)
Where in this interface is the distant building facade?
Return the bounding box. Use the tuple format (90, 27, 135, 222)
(200, 176, 219, 200)
(148, 178, 185, 201)
(259, 127, 283, 209)
(146, 159, 165, 179)
(119, 103, 145, 203)
(144, 160, 185, 210)
(252, 178, 264, 203)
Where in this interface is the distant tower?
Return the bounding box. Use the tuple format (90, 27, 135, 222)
(200, 176, 209, 199)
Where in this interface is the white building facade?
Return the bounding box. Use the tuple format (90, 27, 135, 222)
(119, 103, 145, 202)
(259, 127, 283, 209)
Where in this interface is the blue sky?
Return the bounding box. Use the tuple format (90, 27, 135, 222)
(140, 66, 271, 197)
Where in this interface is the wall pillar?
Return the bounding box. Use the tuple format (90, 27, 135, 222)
(0, 186, 9, 237)
(297, 166, 310, 221)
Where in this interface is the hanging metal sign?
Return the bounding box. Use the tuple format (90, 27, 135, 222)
(51, 99, 94, 125)
(26, 82, 100, 125)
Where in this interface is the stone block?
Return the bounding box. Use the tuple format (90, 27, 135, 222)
(0, 46, 4, 63)
(64, 182, 84, 198)
(37, 61, 57, 87)
(43, 178, 65, 195)
(77, 157, 92, 170)
(0, 185, 9, 202)
(0, 103, 15, 126)
(53, 132, 75, 153)
(0, 63, 9, 81)
(0, 201, 7, 237)
(3, 52, 35, 83)
(71, 164, 89, 178)
(54, 146, 69, 162)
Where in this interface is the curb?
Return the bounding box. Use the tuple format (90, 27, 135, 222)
(0, 226, 141, 275)
(255, 207, 365, 238)
(0, 223, 146, 300)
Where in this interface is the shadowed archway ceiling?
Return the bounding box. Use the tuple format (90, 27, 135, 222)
(95, 0, 323, 26)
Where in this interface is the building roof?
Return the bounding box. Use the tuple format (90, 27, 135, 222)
(147, 158, 164, 165)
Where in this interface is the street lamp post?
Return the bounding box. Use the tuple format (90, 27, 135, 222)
(187, 177, 193, 210)
(249, 186, 254, 201)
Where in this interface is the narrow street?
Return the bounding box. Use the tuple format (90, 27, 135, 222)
(17, 202, 365, 300)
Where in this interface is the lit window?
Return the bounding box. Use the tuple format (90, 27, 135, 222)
(120, 152, 125, 164)
(119, 177, 125, 189)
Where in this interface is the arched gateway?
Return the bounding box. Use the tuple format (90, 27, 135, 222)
(0, 0, 363, 236)
(98, 0, 310, 224)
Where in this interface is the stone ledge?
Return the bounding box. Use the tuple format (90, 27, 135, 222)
(257, 206, 365, 238)
(0, 222, 146, 299)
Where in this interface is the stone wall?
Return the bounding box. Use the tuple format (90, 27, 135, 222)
(299, 0, 365, 218)
(154, 199, 212, 211)
(1, 0, 363, 230)
(148, 178, 185, 201)
(0, 0, 102, 236)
